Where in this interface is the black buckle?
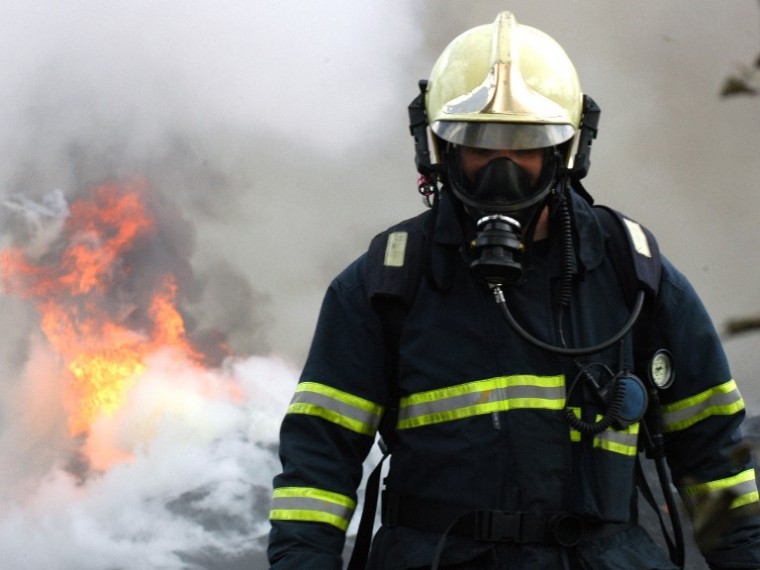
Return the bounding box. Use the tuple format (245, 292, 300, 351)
(549, 514, 585, 547)
(473, 510, 522, 542)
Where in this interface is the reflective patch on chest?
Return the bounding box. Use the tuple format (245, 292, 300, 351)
(384, 231, 408, 267)
(622, 218, 651, 258)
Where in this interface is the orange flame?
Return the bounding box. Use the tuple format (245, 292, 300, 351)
(0, 179, 205, 441)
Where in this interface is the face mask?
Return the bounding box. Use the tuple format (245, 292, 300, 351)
(468, 157, 548, 227)
(447, 146, 559, 286)
(472, 157, 534, 206)
(448, 146, 557, 228)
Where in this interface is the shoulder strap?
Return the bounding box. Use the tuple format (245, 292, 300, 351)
(363, 211, 431, 443)
(594, 204, 666, 371)
(350, 214, 430, 570)
(594, 206, 685, 566)
(593, 204, 662, 306)
(364, 212, 429, 307)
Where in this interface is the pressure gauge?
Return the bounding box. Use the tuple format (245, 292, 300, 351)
(648, 349, 674, 390)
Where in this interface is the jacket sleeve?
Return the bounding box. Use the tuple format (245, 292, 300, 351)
(652, 257, 760, 569)
(267, 256, 389, 569)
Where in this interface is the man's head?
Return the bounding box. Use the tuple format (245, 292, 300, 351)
(422, 12, 586, 223)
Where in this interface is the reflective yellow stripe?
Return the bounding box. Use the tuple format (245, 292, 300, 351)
(287, 382, 383, 436)
(593, 422, 639, 456)
(398, 375, 565, 429)
(270, 487, 356, 531)
(661, 379, 744, 432)
(680, 469, 759, 510)
(568, 409, 639, 456)
(733, 491, 760, 509)
(568, 407, 581, 442)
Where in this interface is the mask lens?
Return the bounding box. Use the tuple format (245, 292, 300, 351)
(471, 157, 536, 210)
(448, 146, 557, 217)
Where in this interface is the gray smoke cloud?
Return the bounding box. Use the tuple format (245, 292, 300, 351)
(0, 1, 758, 568)
(0, 2, 418, 567)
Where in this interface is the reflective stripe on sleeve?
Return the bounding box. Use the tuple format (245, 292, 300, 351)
(661, 379, 744, 433)
(398, 375, 565, 429)
(679, 469, 760, 511)
(287, 382, 384, 436)
(269, 487, 356, 531)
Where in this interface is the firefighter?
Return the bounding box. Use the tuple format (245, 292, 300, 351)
(267, 11, 760, 570)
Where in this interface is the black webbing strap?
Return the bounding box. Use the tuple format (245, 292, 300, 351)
(346, 294, 402, 569)
(349, 218, 429, 569)
(383, 491, 635, 570)
(383, 492, 631, 547)
(593, 205, 661, 305)
(346, 451, 390, 570)
(635, 457, 678, 559)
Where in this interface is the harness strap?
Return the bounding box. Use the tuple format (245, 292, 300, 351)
(346, 452, 390, 570)
(382, 492, 633, 547)
(635, 457, 678, 560)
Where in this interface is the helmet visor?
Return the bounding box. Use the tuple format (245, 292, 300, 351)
(432, 120, 575, 151)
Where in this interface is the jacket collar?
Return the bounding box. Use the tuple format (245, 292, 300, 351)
(558, 189, 606, 276)
(432, 189, 468, 246)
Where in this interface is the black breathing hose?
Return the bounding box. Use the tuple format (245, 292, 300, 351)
(492, 285, 645, 358)
(557, 194, 575, 310)
(564, 377, 627, 435)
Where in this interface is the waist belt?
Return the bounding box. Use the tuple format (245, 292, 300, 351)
(382, 492, 633, 548)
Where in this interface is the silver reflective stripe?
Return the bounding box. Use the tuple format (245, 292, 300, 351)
(288, 382, 383, 436)
(662, 379, 744, 433)
(594, 423, 639, 456)
(398, 375, 565, 429)
(680, 469, 760, 511)
(384, 231, 408, 267)
(568, 412, 639, 456)
(270, 487, 356, 531)
(623, 218, 652, 258)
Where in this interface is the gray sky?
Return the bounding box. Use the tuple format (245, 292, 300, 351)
(0, 1, 758, 567)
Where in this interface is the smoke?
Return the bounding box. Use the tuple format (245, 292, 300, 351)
(0, 351, 296, 569)
(0, 1, 424, 367)
(0, 182, 295, 567)
(0, 2, 418, 568)
(0, 2, 758, 569)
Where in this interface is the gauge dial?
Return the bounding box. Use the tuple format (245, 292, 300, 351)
(649, 349, 674, 389)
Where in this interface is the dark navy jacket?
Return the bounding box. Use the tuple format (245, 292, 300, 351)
(269, 190, 760, 569)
